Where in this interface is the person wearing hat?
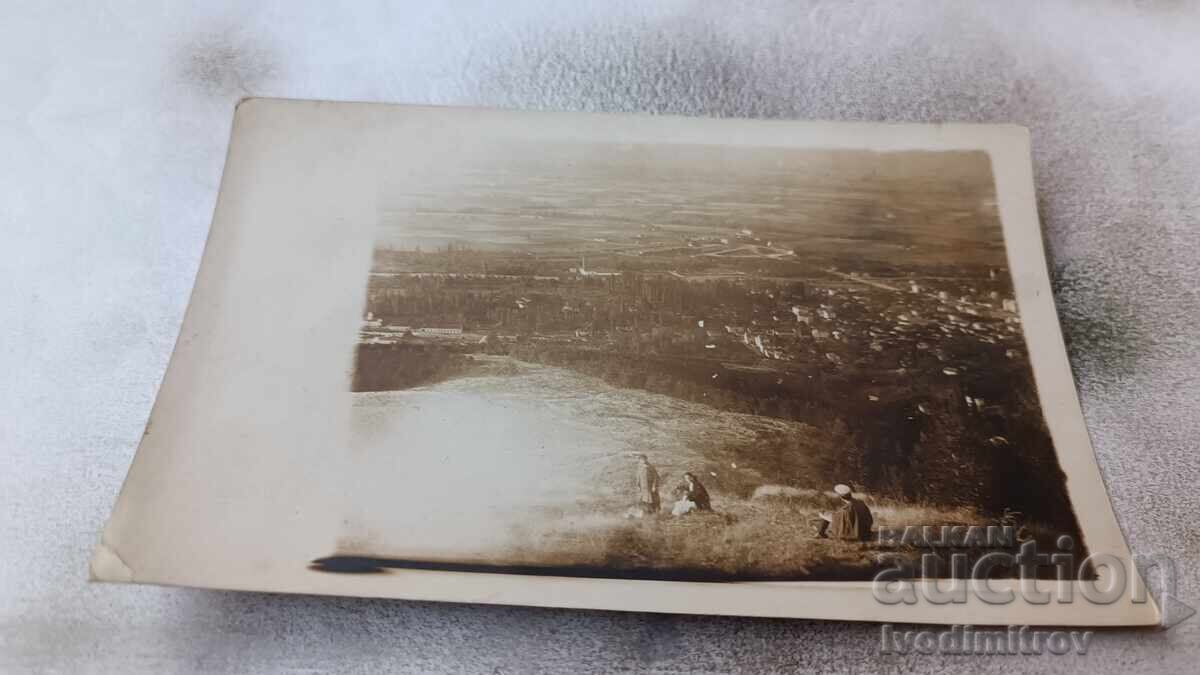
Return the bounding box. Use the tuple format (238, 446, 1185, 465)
(816, 483, 874, 541)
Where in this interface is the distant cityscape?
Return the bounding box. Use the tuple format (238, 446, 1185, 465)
(359, 232, 1025, 415)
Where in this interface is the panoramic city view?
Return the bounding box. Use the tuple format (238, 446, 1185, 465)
(322, 142, 1082, 581)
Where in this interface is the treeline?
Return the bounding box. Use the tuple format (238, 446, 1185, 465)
(351, 343, 478, 392)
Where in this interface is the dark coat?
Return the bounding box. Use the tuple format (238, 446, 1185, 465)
(829, 496, 873, 541)
(681, 478, 712, 511)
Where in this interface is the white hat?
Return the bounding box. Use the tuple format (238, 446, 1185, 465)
(833, 484, 852, 496)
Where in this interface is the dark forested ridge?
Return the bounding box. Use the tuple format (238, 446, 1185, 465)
(351, 343, 479, 392)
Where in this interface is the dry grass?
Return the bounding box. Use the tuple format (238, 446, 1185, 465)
(502, 488, 995, 581)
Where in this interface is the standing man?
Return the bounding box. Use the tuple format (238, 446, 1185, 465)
(816, 483, 874, 541)
(635, 454, 661, 516)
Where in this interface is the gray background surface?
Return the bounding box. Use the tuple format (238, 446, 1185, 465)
(2, 1, 1197, 672)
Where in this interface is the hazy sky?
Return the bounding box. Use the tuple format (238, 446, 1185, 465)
(377, 142, 1004, 266)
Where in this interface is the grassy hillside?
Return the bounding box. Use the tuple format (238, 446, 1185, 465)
(498, 485, 995, 581)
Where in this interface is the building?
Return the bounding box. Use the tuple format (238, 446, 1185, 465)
(574, 257, 620, 278)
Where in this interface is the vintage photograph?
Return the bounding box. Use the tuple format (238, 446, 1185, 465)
(91, 101, 1157, 624)
(313, 140, 1084, 582)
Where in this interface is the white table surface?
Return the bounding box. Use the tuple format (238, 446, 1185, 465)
(3, 2, 1198, 673)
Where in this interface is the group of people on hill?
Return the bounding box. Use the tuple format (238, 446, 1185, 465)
(632, 454, 874, 541)
(634, 454, 711, 517)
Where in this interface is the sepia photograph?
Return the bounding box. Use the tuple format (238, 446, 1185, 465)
(91, 101, 1155, 625)
(314, 139, 1082, 582)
